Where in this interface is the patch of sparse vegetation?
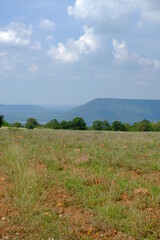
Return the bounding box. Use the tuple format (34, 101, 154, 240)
(0, 128, 159, 239)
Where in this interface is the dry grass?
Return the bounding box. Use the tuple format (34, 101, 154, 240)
(0, 128, 160, 239)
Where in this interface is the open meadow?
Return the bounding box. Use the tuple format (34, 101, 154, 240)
(0, 128, 160, 240)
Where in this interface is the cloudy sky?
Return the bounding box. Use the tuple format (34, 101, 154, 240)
(0, 0, 160, 105)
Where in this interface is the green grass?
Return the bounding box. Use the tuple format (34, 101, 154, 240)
(0, 128, 160, 239)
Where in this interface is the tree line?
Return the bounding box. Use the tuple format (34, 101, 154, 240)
(1, 115, 160, 132)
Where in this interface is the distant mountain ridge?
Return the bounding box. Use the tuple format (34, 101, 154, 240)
(0, 104, 73, 123)
(63, 98, 160, 124)
(1, 98, 160, 124)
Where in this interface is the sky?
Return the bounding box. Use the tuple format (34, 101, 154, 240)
(0, 0, 160, 105)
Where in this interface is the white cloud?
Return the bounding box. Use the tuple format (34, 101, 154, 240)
(68, 0, 160, 33)
(68, 0, 141, 33)
(28, 64, 39, 74)
(112, 39, 128, 62)
(76, 26, 98, 54)
(39, 19, 55, 29)
(68, 0, 134, 19)
(133, 54, 160, 70)
(48, 43, 79, 63)
(112, 39, 160, 70)
(0, 22, 32, 47)
(48, 25, 98, 63)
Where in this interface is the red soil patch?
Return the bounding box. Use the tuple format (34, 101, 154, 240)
(46, 187, 134, 240)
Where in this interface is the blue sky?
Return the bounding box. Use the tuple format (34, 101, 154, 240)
(0, 0, 160, 105)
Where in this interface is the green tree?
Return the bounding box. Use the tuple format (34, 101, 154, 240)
(25, 118, 39, 129)
(112, 121, 126, 131)
(59, 120, 68, 129)
(92, 120, 103, 130)
(132, 119, 151, 132)
(67, 121, 74, 129)
(140, 119, 152, 132)
(92, 120, 111, 131)
(153, 122, 160, 132)
(123, 123, 131, 131)
(72, 117, 87, 130)
(45, 119, 59, 129)
(103, 120, 111, 131)
(0, 115, 3, 128)
(2, 120, 11, 127)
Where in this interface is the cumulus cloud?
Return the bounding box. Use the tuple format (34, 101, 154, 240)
(112, 39, 128, 62)
(28, 64, 39, 74)
(112, 38, 160, 70)
(39, 19, 55, 29)
(68, 0, 132, 32)
(133, 54, 160, 70)
(68, 0, 160, 33)
(0, 22, 32, 46)
(48, 25, 98, 63)
(68, 0, 135, 19)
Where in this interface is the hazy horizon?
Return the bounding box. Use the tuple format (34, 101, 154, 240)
(0, 0, 160, 105)
(1, 96, 160, 107)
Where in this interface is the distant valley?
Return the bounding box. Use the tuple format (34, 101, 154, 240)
(0, 104, 74, 124)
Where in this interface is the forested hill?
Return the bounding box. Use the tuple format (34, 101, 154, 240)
(1, 98, 160, 124)
(63, 98, 160, 124)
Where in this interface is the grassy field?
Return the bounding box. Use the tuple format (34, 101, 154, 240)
(0, 128, 160, 240)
